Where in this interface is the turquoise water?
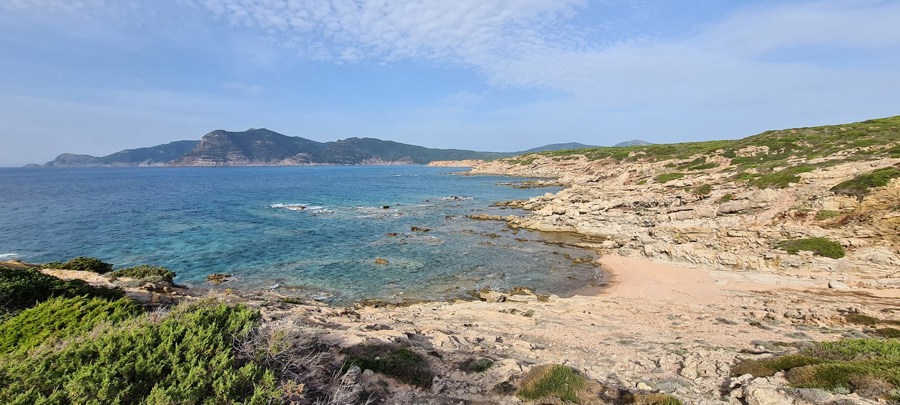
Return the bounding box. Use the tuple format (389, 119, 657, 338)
(0, 166, 604, 303)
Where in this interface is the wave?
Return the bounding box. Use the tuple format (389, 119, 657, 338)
(270, 203, 329, 213)
(437, 196, 472, 201)
(0, 253, 19, 261)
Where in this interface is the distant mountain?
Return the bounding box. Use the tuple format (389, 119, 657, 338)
(517, 142, 597, 154)
(39, 129, 508, 167)
(44, 141, 200, 167)
(613, 139, 653, 147)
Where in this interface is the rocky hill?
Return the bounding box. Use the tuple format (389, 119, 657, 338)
(43, 141, 200, 167)
(39, 129, 518, 167)
(443, 115, 900, 282)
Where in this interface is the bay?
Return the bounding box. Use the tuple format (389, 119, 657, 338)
(0, 166, 604, 303)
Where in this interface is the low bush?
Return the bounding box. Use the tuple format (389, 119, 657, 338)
(873, 328, 900, 338)
(0, 267, 123, 316)
(776, 237, 846, 259)
(654, 173, 685, 183)
(44, 256, 113, 274)
(0, 296, 139, 355)
(693, 184, 712, 195)
(831, 166, 900, 200)
(461, 357, 494, 373)
(752, 165, 815, 189)
(0, 301, 280, 404)
(845, 313, 880, 326)
(815, 210, 841, 220)
(625, 392, 684, 405)
(732, 339, 900, 401)
(343, 343, 433, 388)
(518, 364, 586, 402)
(111, 265, 176, 283)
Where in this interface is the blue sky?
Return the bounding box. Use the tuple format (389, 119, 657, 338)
(1, 0, 899, 166)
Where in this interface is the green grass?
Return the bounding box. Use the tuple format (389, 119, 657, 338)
(732, 338, 900, 400)
(655, 172, 685, 183)
(694, 184, 712, 195)
(517, 364, 586, 402)
(343, 344, 434, 388)
(0, 300, 280, 404)
(110, 265, 176, 283)
(776, 237, 846, 259)
(718, 193, 733, 203)
(0, 266, 124, 316)
(831, 166, 900, 200)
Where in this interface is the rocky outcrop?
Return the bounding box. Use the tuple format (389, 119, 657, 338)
(457, 153, 900, 284)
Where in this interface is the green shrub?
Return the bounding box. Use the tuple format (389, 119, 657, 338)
(733, 339, 900, 400)
(461, 357, 494, 373)
(752, 165, 815, 189)
(831, 166, 900, 200)
(718, 193, 733, 203)
(343, 344, 433, 387)
(626, 392, 684, 405)
(0, 267, 123, 315)
(111, 265, 176, 283)
(0, 301, 280, 404)
(731, 355, 822, 377)
(693, 184, 712, 195)
(654, 173, 685, 183)
(815, 210, 841, 220)
(776, 237, 846, 259)
(873, 328, 900, 338)
(688, 162, 719, 171)
(518, 364, 586, 402)
(845, 313, 880, 326)
(46, 256, 114, 274)
(0, 296, 139, 355)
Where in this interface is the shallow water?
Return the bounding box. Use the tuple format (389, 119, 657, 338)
(0, 166, 604, 304)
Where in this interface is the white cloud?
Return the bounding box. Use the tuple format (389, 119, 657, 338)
(191, 0, 900, 105)
(197, 0, 587, 63)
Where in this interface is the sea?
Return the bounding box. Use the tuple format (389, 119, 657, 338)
(0, 166, 605, 304)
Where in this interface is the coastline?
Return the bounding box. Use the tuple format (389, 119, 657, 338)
(17, 249, 898, 404)
(7, 147, 900, 403)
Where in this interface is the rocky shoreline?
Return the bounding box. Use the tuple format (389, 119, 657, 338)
(7, 139, 899, 403)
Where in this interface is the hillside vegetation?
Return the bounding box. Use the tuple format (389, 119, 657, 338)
(528, 115, 900, 189)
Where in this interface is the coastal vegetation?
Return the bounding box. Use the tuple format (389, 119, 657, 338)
(343, 343, 434, 388)
(0, 263, 370, 404)
(513, 115, 900, 191)
(654, 172, 684, 183)
(776, 237, 846, 259)
(43, 256, 114, 274)
(831, 165, 900, 200)
(110, 264, 176, 283)
(0, 265, 123, 316)
(517, 364, 586, 402)
(731, 338, 900, 401)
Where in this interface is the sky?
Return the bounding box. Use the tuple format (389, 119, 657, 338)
(1, 0, 899, 166)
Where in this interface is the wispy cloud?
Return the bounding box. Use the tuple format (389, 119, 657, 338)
(191, 0, 900, 101)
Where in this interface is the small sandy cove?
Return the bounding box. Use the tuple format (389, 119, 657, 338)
(36, 256, 899, 404)
(253, 254, 898, 404)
